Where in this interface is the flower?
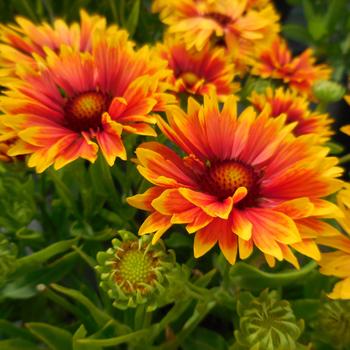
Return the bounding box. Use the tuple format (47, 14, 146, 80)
(127, 94, 343, 265)
(341, 95, 350, 136)
(251, 37, 331, 97)
(152, 0, 280, 54)
(235, 290, 304, 350)
(317, 186, 350, 299)
(96, 231, 176, 310)
(249, 87, 333, 141)
(0, 10, 112, 76)
(0, 32, 174, 172)
(155, 35, 238, 101)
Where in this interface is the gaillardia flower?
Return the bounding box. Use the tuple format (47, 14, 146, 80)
(251, 38, 331, 97)
(0, 10, 112, 75)
(152, 0, 279, 54)
(318, 186, 350, 299)
(0, 32, 173, 172)
(127, 95, 343, 265)
(249, 87, 333, 141)
(155, 36, 238, 101)
(96, 231, 176, 310)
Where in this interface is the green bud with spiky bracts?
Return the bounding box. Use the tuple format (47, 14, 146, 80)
(0, 234, 17, 286)
(96, 230, 177, 310)
(313, 300, 350, 350)
(234, 290, 304, 350)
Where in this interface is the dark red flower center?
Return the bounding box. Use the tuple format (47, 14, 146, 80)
(64, 91, 111, 132)
(201, 160, 262, 207)
(205, 12, 232, 27)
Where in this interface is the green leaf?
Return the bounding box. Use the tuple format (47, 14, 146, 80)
(0, 252, 78, 299)
(50, 283, 130, 334)
(183, 327, 228, 350)
(126, 0, 140, 36)
(73, 325, 102, 350)
(229, 262, 317, 290)
(17, 238, 78, 267)
(0, 319, 35, 341)
(282, 24, 312, 45)
(26, 323, 73, 350)
(0, 339, 39, 350)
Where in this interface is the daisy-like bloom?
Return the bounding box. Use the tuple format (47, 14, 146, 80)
(127, 94, 343, 265)
(155, 36, 238, 101)
(317, 186, 350, 299)
(0, 32, 174, 172)
(0, 10, 114, 76)
(152, 0, 280, 53)
(249, 87, 333, 141)
(251, 38, 331, 97)
(341, 95, 350, 136)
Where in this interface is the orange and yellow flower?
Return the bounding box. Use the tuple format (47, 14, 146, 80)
(341, 95, 350, 136)
(152, 0, 280, 55)
(127, 94, 343, 265)
(249, 87, 333, 141)
(0, 32, 173, 172)
(0, 10, 115, 76)
(251, 38, 331, 97)
(155, 36, 238, 101)
(318, 186, 350, 299)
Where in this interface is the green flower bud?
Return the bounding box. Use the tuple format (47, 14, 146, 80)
(0, 234, 17, 285)
(313, 80, 345, 103)
(96, 231, 176, 310)
(234, 290, 304, 350)
(313, 300, 350, 349)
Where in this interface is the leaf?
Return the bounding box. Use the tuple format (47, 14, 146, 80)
(282, 24, 312, 45)
(183, 327, 228, 350)
(26, 323, 73, 350)
(0, 319, 35, 341)
(0, 252, 78, 299)
(0, 339, 39, 350)
(50, 284, 130, 334)
(229, 262, 317, 290)
(73, 325, 102, 350)
(126, 0, 141, 36)
(17, 238, 78, 267)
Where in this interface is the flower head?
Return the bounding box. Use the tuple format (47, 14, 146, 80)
(96, 231, 176, 310)
(155, 35, 238, 101)
(251, 37, 331, 97)
(235, 290, 304, 350)
(249, 87, 333, 141)
(0, 10, 112, 76)
(127, 94, 343, 265)
(152, 0, 280, 54)
(0, 32, 173, 172)
(318, 185, 350, 299)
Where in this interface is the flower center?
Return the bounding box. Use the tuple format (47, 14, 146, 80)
(64, 91, 110, 132)
(205, 12, 232, 27)
(180, 72, 201, 87)
(114, 242, 157, 294)
(201, 160, 261, 206)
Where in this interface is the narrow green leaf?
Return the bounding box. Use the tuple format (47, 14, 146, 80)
(17, 238, 77, 266)
(26, 323, 73, 350)
(126, 0, 141, 36)
(0, 338, 39, 350)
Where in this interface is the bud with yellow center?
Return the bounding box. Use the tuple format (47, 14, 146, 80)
(96, 231, 176, 310)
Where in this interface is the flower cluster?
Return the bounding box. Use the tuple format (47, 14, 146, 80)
(0, 0, 349, 311)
